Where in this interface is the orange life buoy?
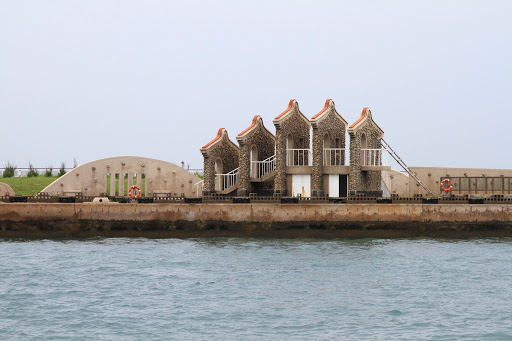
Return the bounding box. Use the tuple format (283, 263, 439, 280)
(440, 179, 453, 192)
(128, 185, 142, 198)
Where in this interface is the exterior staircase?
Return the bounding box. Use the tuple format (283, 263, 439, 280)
(250, 155, 276, 183)
(217, 167, 239, 194)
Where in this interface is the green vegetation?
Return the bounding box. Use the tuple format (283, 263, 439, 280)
(27, 162, 39, 177)
(45, 167, 53, 177)
(58, 162, 66, 177)
(3, 162, 16, 178)
(194, 171, 203, 180)
(0, 176, 58, 196)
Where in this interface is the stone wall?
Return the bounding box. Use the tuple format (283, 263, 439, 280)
(201, 129, 240, 194)
(348, 108, 384, 193)
(311, 100, 347, 197)
(273, 100, 311, 195)
(236, 116, 275, 196)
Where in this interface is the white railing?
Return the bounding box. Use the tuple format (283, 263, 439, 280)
(323, 148, 346, 166)
(216, 167, 239, 191)
(194, 180, 204, 197)
(286, 149, 312, 166)
(361, 149, 387, 166)
(251, 154, 276, 178)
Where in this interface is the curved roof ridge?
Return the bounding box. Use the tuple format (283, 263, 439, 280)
(274, 99, 296, 120)
(349, 107, 368, 129)
(238, 115, 260, 136)
(311, 99, 332, 119)
(201, 128, 225, 149)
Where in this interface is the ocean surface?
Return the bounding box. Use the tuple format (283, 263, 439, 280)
(1, 237, 511, 340)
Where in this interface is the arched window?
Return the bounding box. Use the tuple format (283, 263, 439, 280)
(286, 134, 293, 166)
(215, 158, 223, 191)
(250, 145, 258, 177)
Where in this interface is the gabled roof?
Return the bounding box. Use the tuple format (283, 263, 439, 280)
(347, 107, 384, 136)
(310, 99, 348, 127)
(200, 128, 239, 152)
(236, 115, 275, 141)
(272, 99, 310, 128)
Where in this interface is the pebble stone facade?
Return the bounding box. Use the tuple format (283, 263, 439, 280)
(200, 128, 240, 194)
(236, 116, 276, 196)
(272, 100, 311, 195)
(348, 108, 384, 193)
(310, 99, 348, 197)
(201, 100, 385, 197)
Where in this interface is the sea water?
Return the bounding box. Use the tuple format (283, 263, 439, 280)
(1, 237, 511, 340)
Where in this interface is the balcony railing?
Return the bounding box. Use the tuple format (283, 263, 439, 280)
(251, 154, 276, 178)
(286, 149, 312, 166)
(361, 149, 387, 166)
(216, 167, 239, 191)
(323, 148, 346, 166)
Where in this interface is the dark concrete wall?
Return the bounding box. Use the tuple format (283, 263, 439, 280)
(1, 203, 512, 238)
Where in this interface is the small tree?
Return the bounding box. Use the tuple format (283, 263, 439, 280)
(58, 162, 66, 177)
(73, 158, 78, 168)
(3, 161, 16, 178)
(27, 161, 39, 177)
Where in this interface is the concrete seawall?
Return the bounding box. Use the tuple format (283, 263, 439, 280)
(0, 203, 511, 238)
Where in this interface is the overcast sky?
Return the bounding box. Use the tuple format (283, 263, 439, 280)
(1, 1, 511, 171)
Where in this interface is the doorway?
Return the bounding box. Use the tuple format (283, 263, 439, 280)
(339, 174, 348, 197)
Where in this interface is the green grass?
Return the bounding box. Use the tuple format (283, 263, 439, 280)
(0, 176, 59, 196)
(0, 175, 148, 197)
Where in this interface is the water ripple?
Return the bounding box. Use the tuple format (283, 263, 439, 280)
(1, 237, 512, 340)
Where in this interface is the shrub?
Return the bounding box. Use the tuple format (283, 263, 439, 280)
(194, 171, 204, 180)
(58, 162, 66, 177)
(45, 166, 53, 177)
(3, 161, 16, 178)
(27, 162, 39, 177)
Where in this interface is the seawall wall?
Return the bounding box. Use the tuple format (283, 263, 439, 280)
(0, 203, 511, 238)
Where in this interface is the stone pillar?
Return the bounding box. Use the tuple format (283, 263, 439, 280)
(349, 134, 362, 194)
(237, 141, 251, 196)
(311, 127, 323, 197)
(274, 127, 286, 195)
(202, 154, 215, 194)
(376, 139, 383, 191)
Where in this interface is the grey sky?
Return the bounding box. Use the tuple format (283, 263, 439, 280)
(1, 1, 511, 171)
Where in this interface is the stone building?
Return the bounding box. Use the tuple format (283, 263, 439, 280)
(236, 115, 276, 196)
(273, 99, 312, 196)
(310, 99, 349, 197)
(200, 128, 240, 195)
(347, 107, 385, 195)
(200, 101, 389, 198)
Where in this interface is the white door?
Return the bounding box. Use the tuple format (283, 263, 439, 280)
(292, 175, 311, 197)
(329, 174, 339, 197)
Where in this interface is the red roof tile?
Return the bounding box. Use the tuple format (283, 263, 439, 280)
(274, 99, 295, 120)
(311, 99, 332, 119)
(238, 115, 260, 136)
(349, 107, 368, 129)
(202, 128, 224, 149)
